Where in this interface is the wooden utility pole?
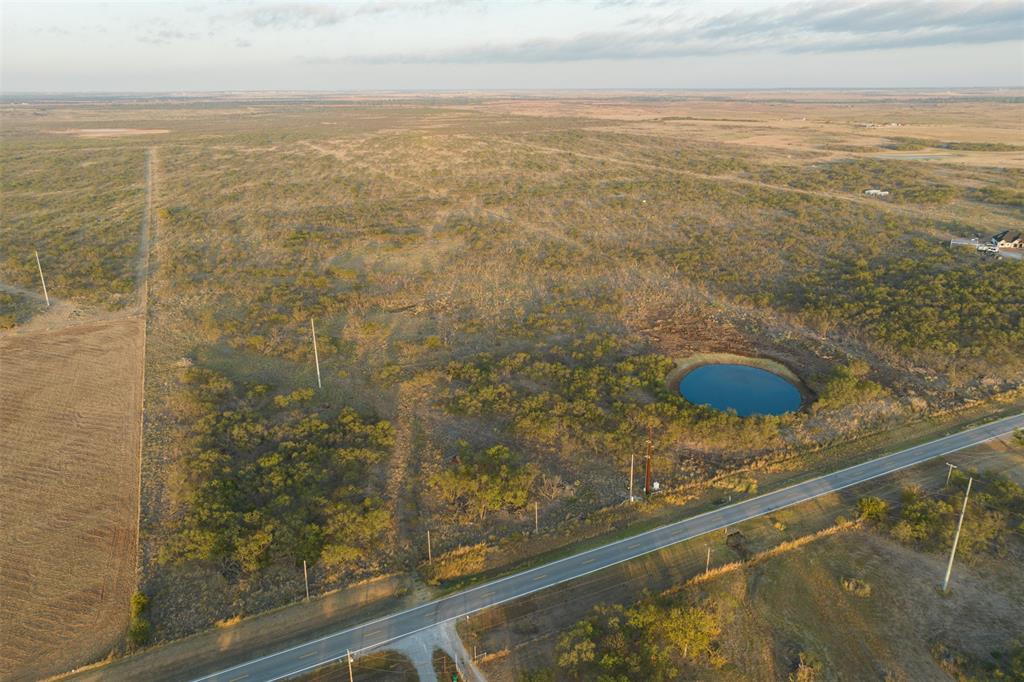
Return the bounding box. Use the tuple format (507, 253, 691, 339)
(942, 477, 973, 593)
(534, 501, 539, 534)
(347, 649, 354, 682)
(34, 250, 50, 307)
(427, 529, 433, 564)
(643, 425, 653, 497)
(303, 560, 310, 600)
(705, 545, 711, 575)
(944, 462, 958, 487)
(310, 318, 322, 389)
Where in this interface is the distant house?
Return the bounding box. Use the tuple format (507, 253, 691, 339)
(989, 230, 1023, 248)
(864, 189, 890, 197)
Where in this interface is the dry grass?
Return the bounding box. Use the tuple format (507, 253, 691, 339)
(0, 317, 144, 681)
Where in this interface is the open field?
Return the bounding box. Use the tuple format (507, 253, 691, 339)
(0, 316, 145, 680)
(1, 90, 1021, 673)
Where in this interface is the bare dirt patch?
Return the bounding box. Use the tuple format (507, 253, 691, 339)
(48, 128, 170, 138)
(0, 316, 145, 680)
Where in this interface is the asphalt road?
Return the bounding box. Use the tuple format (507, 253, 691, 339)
(196, 412, 1024, 682)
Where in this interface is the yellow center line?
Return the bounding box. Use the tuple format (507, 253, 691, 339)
(229, 675, 249, 682)
(581, 558, 596, 565)
(366, 628, 384, 637)
(299, 650, 317, 659)
(532, 574, 547, 581)
(627, 542, 642, 549)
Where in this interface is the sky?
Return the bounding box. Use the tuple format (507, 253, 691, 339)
(2, 0, 1022, 92)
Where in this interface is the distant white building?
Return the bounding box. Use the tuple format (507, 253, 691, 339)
(864, 189, 890, 197)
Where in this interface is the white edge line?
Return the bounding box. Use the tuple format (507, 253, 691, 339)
(195, 414, 1023, 681)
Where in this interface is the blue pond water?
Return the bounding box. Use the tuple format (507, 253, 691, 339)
(679, 364, 801, 417)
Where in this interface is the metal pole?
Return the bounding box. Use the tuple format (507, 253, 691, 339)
(628, 453, 635, 502)
(942, 477, 973, 593)
(534, 501, 539, 533)
(34, 250, 50, 307)
(303, 560, 309, 601)
(427, 529, 432, 564)
(705, 545, 711, 575)
(311, 318, 322, 389)
(944, 462, 958, 487)
(347, 649, 354, 682)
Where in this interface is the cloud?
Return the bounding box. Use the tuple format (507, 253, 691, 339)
(347, 0, 1022, 63)
(234, 1, 467, 29)
(139, 28, 201, 46)
(242, 3, 347, 28)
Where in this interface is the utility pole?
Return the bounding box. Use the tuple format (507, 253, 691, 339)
(427, 529, 433, 564)
(534, 501, 539, 534)
(303, 560, 310, 601)
(942, 477, 973, 593)
(34, 250, 50, 307)
(628, 452, 635, 502)
(310, 318, 322, 389)
(705, 545, 711, 575)
(346, 649, 354, 682)
(944, 462, 958, 487)
(644, 424, 653, 497)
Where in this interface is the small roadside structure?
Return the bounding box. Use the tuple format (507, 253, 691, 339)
(990, 230, 1023, 248)
(864, 189, 890, 197)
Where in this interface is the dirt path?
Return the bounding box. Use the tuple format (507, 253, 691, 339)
(386, 620, 485, 682)
(387, 385, 418, 564)
(0, 280, 56, 305)
(135, 148, 155, 312)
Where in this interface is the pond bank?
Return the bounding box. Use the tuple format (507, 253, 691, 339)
(665, 352, 807, 398)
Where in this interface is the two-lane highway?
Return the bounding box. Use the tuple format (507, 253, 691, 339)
(196, 412, 1024, 682)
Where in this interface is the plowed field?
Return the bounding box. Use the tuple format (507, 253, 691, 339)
(0, 316, 144, 680)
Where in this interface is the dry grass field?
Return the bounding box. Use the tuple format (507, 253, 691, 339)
(0, 316, 145, 680)
(0, 90, 1021, 673)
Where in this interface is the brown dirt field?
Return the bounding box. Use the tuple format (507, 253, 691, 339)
(0, 316, 145, 681)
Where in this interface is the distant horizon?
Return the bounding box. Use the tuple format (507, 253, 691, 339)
(4, 85, 1024, 97)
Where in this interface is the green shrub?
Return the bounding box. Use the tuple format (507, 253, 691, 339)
(816, 362, 888, 411)
(126, 591, 150, 648)
(857, 496, 889, 523)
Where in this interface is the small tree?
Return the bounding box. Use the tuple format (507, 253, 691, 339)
(658, 606, 723, 665)
(857, 496, 889, 524)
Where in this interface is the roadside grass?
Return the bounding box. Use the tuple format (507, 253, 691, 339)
(294, 650, 418, 681)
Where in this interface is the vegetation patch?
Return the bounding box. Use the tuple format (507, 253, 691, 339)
(162, 367, 394, 579)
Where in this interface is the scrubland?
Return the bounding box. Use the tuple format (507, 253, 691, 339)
(469, 439, 1024, 681)
(1, 91, 1021, 663)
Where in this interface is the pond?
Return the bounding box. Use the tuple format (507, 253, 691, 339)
(679, 364, 801, 416)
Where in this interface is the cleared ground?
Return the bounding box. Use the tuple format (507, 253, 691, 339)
(0, 316, 145, 680)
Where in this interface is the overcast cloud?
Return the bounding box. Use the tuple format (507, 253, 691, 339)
(356, 1, 1023, 63)
(2, 0, 1021, 91)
